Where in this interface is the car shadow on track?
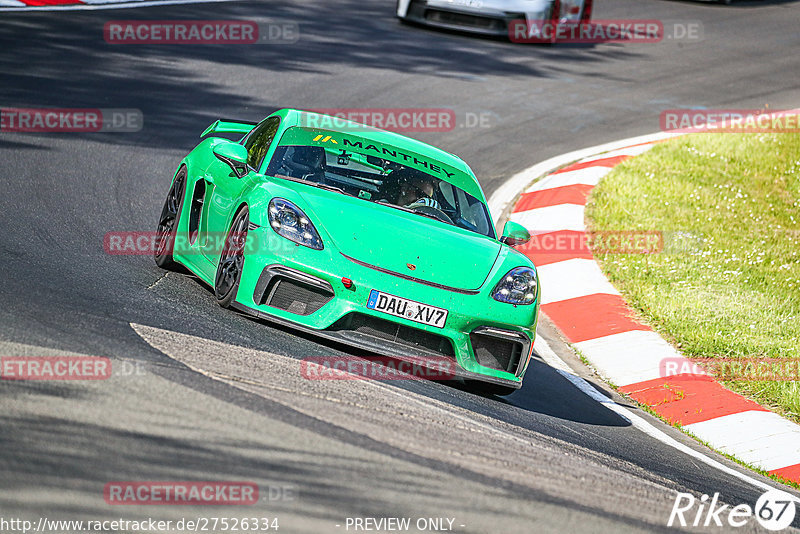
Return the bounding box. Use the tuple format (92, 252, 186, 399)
(455, 357, 631, 427)
(177, 270, 631, 429)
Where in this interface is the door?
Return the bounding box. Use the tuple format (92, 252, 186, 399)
(201, 117, 281, 264)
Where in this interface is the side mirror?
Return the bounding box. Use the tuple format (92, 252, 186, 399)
(500, 221, 530, 246)
(213, 141, 250, 178)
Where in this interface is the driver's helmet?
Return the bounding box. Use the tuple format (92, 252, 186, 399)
(391, 167, 441, 210)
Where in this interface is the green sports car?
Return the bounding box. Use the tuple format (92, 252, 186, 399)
(154, 109, 539, 395)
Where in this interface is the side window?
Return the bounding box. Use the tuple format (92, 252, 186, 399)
(438, 181, 457, 211)
(458, 190, 492, 237)
(244, 117, 280, 171)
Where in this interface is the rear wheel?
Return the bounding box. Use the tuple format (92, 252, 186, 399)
(214, 206, 249, 309)
(154, 167, 187, 270)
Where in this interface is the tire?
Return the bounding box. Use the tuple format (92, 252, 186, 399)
(214, 206, 249, 309)
(466, 380, 519, 397)
(154, 167, 187, 270)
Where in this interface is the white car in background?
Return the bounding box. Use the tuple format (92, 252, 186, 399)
(396, 0, 592, 38)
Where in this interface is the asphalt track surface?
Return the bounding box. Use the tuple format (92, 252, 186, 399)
(2, 1, 800, 532)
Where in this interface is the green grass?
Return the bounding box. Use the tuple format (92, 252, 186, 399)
(586, 132, 800, 422)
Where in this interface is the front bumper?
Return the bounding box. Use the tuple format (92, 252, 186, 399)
(235, 229, 539, 388)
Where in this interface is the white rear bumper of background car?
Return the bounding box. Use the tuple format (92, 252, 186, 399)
(397, 0, 588, 37)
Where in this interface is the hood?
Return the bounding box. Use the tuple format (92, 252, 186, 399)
(299, 188, 501, 291)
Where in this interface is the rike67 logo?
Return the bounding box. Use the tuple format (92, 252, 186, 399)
(668, 489, 798, 530)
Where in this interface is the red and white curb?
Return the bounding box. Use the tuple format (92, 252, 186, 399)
(0, 0, 234, 11)
(491, 133, 800, 486)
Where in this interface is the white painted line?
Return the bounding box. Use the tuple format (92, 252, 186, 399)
(0, 0, 25, 5)
(685, 411, 800, 472)
(574, 330, 690, 387)
(488, 131, 680, 225)
(509, 203, 586, 233)
(534, 335, 778, 492)
(523, 166, 612, 194)
(534, 335, 627, 411)
(536, 258, 620, 305)
(498, 124, 800, 489)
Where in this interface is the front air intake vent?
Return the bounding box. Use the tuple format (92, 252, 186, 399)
(262, 278, 333, 316)
(253, 266, 335, 316)
(469, 328, 528, 375)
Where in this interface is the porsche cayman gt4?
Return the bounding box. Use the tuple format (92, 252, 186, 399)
(154, 109, 539, 395)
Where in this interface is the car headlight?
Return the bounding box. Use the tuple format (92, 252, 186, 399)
(492, 267, 538, 305)
(268, 198, 323, 250)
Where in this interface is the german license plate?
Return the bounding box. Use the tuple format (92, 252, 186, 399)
(366, 290, 448, 329)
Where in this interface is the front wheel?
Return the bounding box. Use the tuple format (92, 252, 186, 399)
(214, 206, 249, 309)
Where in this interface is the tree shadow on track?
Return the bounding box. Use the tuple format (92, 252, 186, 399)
(0, 412, 424, 522)
(0, 0, 642, 152)
(0, 388, 672, 533)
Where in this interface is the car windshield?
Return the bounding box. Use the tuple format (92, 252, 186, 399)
(264, 144, 495, 238)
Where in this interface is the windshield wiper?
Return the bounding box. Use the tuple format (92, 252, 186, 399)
(377, 199, 411, 212)
(376, 200, 447, 223)
(410, 210, 441, 222)
(312, 182, 352, 196)
(277, 175, 354, 197)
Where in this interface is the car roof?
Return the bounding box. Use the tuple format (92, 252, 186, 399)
(273, 109, 485, 201)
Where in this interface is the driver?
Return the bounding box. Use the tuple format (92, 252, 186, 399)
(393, 169, 441, 210)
